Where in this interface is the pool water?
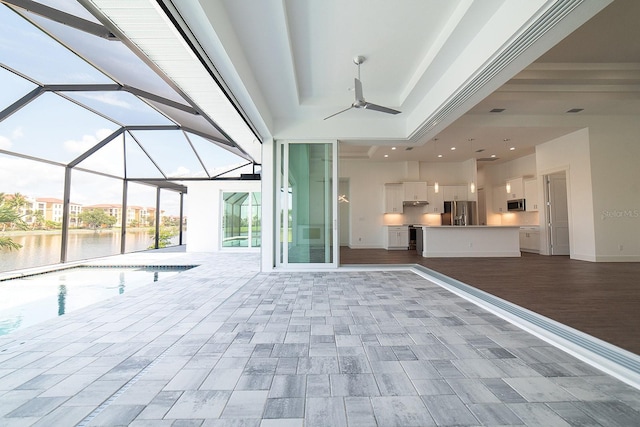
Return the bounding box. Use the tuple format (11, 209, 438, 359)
(0, 265, 194, 336)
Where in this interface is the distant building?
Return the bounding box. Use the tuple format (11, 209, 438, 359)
(35, 198, 82, 225)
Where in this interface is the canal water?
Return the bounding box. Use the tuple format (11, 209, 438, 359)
(0, 229, 182, 272)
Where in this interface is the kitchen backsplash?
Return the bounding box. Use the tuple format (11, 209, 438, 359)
(500, 211, 540, 226)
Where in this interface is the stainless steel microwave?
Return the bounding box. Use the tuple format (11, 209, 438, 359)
(507, 199, 526, 211)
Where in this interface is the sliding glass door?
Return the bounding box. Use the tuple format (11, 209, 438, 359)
(276, 141, 338, 268)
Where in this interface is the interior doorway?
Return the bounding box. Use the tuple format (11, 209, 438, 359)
(545, 171, 570, 255)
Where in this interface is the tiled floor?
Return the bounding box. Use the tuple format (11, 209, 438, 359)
(1, 251, 640, 426)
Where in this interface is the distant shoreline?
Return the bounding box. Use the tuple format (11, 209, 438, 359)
(2, 227, 155, 237)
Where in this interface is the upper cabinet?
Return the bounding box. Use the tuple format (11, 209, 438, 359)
(524, 178, 539, 211)
(442, 185, 469, 201)
(424, 185, 444, 214)
(403, 182, 428, 201)
(384, 183, 403, 214)
(506, 177, 524, 200)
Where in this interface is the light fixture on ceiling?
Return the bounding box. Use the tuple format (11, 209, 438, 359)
(470, 181, 476, 194)
(391, 147, 396, 150)
(506, 181, 511, 194)
(434, 181, 439, 193)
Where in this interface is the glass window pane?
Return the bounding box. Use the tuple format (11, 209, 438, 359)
(25, 10, 186, 105)
(222, 192, 249, 248)
(187, 132, 250, 177)
(76, 133, 124, 178)
(252, 192, 261, 248)
(124, 132, 164, 179)
(0, 154, 64, 272)
(0, 92, 118, 163)
(33, 0, 102, 24)
(159, 189, 181, 248)
(288, 143, 333, 264)
(125, 182, 157, 253)
(62, 91, 175, 126)
(0, 6, 113, 84)
(67, 170, 123, 262)
(131, 130, 206, 178)
(0, 67, 37, 110)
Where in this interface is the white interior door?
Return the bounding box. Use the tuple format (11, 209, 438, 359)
(546, 172, 570, 255)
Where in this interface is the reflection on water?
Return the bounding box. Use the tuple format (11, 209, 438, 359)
(0, 266, 190, 335)
(0, 229, 182, 272)
(58, 284, 67, 315)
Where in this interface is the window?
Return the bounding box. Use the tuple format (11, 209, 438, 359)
(222, 192, 261, 248)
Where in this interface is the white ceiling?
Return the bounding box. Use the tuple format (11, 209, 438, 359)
(92, 0, 640, 166)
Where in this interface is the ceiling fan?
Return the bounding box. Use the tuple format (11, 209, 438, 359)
(324, 55, 402, 120)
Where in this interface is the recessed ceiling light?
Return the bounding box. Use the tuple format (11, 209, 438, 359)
(450, 147, 456, 151)
(510, 147, 515, 151)
(475, 148, 485, 153)
(491, 154, 496, 158)
(503, 138, 510, 142)
(391, 147, 396, 150)
(490, 108, 505, 113)
(437, 154, 443, 158)
(384, 154, 389, 158)
(567, 108, 584, 113)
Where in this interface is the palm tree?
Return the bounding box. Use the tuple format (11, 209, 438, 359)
(0, 205, 27, 250)
(0, 194, 28, 250)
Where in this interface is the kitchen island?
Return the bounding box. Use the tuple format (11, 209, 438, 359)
(420, 226, 521, 257)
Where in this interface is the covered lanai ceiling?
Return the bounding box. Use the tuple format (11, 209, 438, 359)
(84, 0, 640, 165)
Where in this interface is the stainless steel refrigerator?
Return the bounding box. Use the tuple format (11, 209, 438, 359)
(441, 201, 478, 226)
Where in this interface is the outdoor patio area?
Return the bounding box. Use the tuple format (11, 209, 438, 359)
(1, 250, 639, 426)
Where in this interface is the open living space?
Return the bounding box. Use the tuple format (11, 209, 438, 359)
(1, 0, 639, 425)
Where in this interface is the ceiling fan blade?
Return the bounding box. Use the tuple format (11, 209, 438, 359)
(354, 77, 364, 101)
(323, 106, 354, 120)
(363, 102, 401, 115)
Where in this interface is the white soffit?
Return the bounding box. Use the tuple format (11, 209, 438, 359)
(82, 0, 262, 163)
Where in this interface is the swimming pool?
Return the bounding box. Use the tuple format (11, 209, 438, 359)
(0, 265, 195, 336)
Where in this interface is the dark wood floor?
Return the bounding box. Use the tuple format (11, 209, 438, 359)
(340, 247, 640, 355)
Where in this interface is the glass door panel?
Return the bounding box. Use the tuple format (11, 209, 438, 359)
(277, 141, 337, 267)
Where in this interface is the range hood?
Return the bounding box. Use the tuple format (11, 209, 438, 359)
(403, 200, 429, 206)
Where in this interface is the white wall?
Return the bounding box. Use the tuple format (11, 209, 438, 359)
(339, 159, 406, 248)
(536, 128, 596, 261)
(587, 117, 640, 261)
(186, 180, 261, 252)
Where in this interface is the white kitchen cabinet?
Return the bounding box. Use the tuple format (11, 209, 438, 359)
(524, 178, 540, 211)
(424, 185, 444, 214)
(492, 185, 507, 213)
(506, 177, 524, 200)
(442, 185, 469, 201)
(385, 226, 409, 250)
(384, 183, 403, 214)
(519, 227, 540, 252)
(403, 182, 428, 202)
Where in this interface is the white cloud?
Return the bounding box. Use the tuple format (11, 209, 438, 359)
(63, 128, 115, 154)
(11, 127, 23, 139)
(0, 135, 12, 150)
